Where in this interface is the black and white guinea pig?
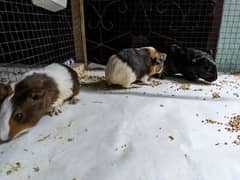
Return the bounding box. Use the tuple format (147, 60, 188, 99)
(158, 44, 217, 82)
(105, 47, 167, 88)
(0, 63, 80, 142)
(0, 83, 13, 106)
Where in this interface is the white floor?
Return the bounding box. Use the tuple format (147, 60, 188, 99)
(0, 70, 240, 180)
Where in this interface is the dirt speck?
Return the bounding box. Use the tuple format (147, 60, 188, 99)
(33, 167, 40, 172)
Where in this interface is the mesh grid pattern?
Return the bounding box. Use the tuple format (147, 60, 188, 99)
(85, 0, 220, 65)
(216, 0, 240, 72)
(0, 0, 75, 66)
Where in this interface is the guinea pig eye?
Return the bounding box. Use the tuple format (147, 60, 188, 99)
(14, 113, 24, 123)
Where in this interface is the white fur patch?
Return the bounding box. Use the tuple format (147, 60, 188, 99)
(21, 63, 74, 108)
(0, 95, 13, 141)
(105, 55, 137, 88)
(44, 63, 74, 107)
(136, 46, 155, 51)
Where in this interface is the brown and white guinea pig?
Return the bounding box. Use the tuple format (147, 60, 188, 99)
(105, 47, 167, 88)
(0, 63, 80, 142)
(0, 83, 13, 106)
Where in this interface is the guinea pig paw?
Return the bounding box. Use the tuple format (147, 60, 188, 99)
(49, 107, 62, 116)
(128, 84, 142, 88)
(68, 97, 79, 104)
(138, 81, 152, 86)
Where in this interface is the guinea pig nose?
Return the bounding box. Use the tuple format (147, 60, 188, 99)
(14, 113, 24, 123)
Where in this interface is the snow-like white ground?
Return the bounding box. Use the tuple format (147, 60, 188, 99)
(0, 70, 240, 180)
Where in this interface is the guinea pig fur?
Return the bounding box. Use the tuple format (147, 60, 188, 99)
(0, 83, 13, 106)
(0, 63, 80, 142)
(105, 47, 167, 88)
(159, 44, 217, 82)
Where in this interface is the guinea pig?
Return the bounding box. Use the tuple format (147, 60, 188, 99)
(105, 47, 167, 88)
(157, 44, 217, 82)
(0, 63, 80, 142)
(0, 83, 13, 106)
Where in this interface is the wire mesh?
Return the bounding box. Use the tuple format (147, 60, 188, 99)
(216, 0, 240, 73)
(0, 0, 75, 82)
(85, 0, 220, 65)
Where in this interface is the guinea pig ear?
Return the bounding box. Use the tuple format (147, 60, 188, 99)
(156, 53, 167, 63)
(31, 90, 45, 100)
(206, 49, 214, 57)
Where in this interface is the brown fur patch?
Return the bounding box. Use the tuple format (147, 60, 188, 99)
(148, 63, 164, 76)
(0, 83, 13, 105)
(148, 48, 167, 64)
(149, 48, 159, 59)
(9, 73, 59, 139)
(9, 115, 37, 139)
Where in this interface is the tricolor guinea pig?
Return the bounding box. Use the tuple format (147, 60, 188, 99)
(105, 47, 167, 88)
(158, 44, 217, 82)
(0, 83, 13, 106)
(0, 63, 80, 142)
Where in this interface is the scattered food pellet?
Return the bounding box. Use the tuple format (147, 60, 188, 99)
(212, 92, 221, 99)
(6, 170, 12, 175)
(16, 162, 21, 168)
(92, 101, 103, 104)
(160, 104, 164, 107)
(193, 88, 203, 91)
(33, 167, 40, 172)
(233, 135, 240, 145)
(215, 143, 220, 146)
(37, 134, 51, 142)
(227, 115, 240, 132)
(204, 119, 223, 125)
(6, 162, 22, 175)
(169, 136, 174, 141)
(178, 84, 190, 90)
(121, 144, 127, 148)
(196, 113, 199, 117)
(233, 93, 239, 97)
(67, 138, 74, 142)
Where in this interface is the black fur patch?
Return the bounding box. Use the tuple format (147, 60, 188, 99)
(116, 48, 152, 79)
(161, 45, 217, 82)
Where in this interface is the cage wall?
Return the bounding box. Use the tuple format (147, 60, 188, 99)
(216, 0, 240, 72)
(85, 0, 222, 66)
(0, 0, 75, 66)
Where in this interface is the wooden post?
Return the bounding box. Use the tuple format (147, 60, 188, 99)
(71, 0, 87, 67)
